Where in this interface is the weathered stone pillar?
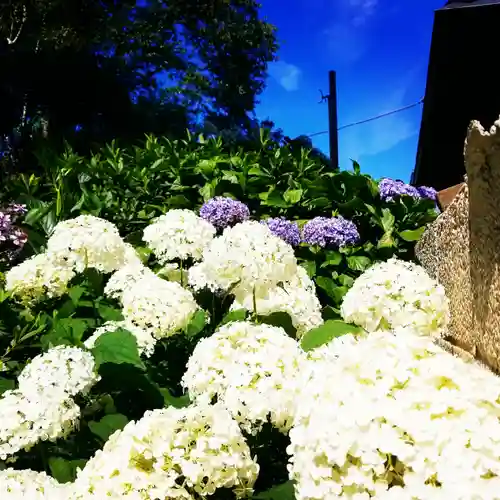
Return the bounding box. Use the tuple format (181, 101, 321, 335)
(465, 118, 500, 370)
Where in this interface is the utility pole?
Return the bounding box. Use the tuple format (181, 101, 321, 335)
(328, 70, 339, 170)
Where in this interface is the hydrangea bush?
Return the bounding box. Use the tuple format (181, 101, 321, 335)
(3, 201, 498, 499)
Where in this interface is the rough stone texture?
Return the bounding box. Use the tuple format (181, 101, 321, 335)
(416, 116, 500, 373)
(415, 183, 475, 354)
(465, 117, 500, 372)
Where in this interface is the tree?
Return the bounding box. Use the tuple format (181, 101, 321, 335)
(0, 0, 278, 168)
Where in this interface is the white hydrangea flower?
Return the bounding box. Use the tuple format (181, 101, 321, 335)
(289, 329, 500, 500)
(18, 346, 99, 399)
(104, 261, 157, 302)
(5, 253, 75, 303)
(0, 468, 68, 499)
(143, 209, 216, 263)
(182, 321, 305, 434)
(188, 221, 297, 299)
(73, 404, 259, 499)
(231, 266, 323, 337)
(341, 257, 449, 337)
(0, 390, 80, 460)
(84, 321, 157, 357)
(121, 273, 198, 339)
(46, 215, 128, 274)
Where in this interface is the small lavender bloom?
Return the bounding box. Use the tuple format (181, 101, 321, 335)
(417, 185, 438, 201)
(199, 197, 250, 230)
(261, 217, 301, 247)
(4, 204, 27, 217)
(379, 178, 421, 202)
(302, 216, 360, 248)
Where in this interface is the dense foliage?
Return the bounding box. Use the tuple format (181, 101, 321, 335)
(1, 132, 439, 316)
(0, 0, 277, 170)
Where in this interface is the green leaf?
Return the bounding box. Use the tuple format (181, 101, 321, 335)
(351, 159, 361, 175)
(380, 208, 395, 233)
(48, 457, 87, 483)
(88, 413, 129, 442)
(185, 310, 206, 338)
(377, 231, 395, 249)
(134, 246, 153, 264)
(0, 377, 15, 395)
(399, 226, 426, 242)
(261, 190, 291, 208)
(68, 286, 85, 306)
(160, 388, 191, 408)
(320, 250, 342, 268)
(221, 309, 248, 325)
(337, 274, 354, 287)
(301, 320, 365, 351)
(91, 329, 145, 371)
(346, 256, 371, 272)
(300, 260, 316, 278)
(98, 304, 124, 322)
(41, 318, 91, 349)
(258, 311, 296, 338)
(254, 480, 295, 500)
(283, 189, 303, 204)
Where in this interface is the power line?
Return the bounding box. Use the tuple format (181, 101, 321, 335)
(307, 97, 424, 138)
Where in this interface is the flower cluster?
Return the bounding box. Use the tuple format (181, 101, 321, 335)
(84, 320, 157, 358)
(232, 266, 323, 337)
(0, 347, 98, 460)
(302, 216, 360, 248)
(341, 257, 449, 337)
(5, 253, 76, 303)
(46, 215, 128, 274)
(72, 405, 259, 499)
(104, 259, 157, 302)
(261, 217, 301, 247)
(189, 221, 297, 300)
(18, 346, 98, 398)
(182, 321, 305, 434)
(143, 209, 216, 263)
(0, 468, 68, 499)
(289, 330, 500, 499)
(0, 204, 27, 263)
(379, 178, 438, 203)
(199, 197, 250, 230)
(120, 272, 198, 339)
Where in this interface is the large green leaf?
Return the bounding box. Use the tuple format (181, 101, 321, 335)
(160, 388, 191, 408)
(283, 189, 303, 204)
(399, 226, 426, 242)
(0, 377, 15, 395)
(380, 208, 395, 233)
(221, 309, 248, 325)
(185, 310, 206, 338)
(91, 329, 145, 371)
(301, 320, 364, 351)
(254, 480, 295, 500)
(346, 255, 371, 272)
(49, 457, 87, 483)
(257, 311, 296, 337)
(88, 413, 129, 441)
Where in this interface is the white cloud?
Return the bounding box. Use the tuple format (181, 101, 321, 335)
(268, 61, 302, 91)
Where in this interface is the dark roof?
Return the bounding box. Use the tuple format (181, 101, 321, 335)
(412, 0, 500, 190)
(441, 0, 500, 9)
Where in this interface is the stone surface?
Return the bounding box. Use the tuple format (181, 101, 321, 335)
(415, 183, 474, 354)
(416, 116, 500, 373)
(465, 117, 500, 371)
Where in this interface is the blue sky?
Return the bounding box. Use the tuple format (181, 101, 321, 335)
(256, 0, 445, 181)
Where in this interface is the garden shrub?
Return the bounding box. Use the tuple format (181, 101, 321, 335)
(1, 132, 439, 315)
(1, 208, 500, 499)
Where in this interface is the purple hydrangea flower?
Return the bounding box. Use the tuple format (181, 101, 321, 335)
(261, 217, 301, 247)
(0, 204, 28, 262)
(378, 178, 421, 202)
(302, 216, 360, 248)
(199, 197, 250, 230)
(417, 185, 438, 201)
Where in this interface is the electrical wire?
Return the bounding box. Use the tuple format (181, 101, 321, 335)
(306, 97, 424, 138)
